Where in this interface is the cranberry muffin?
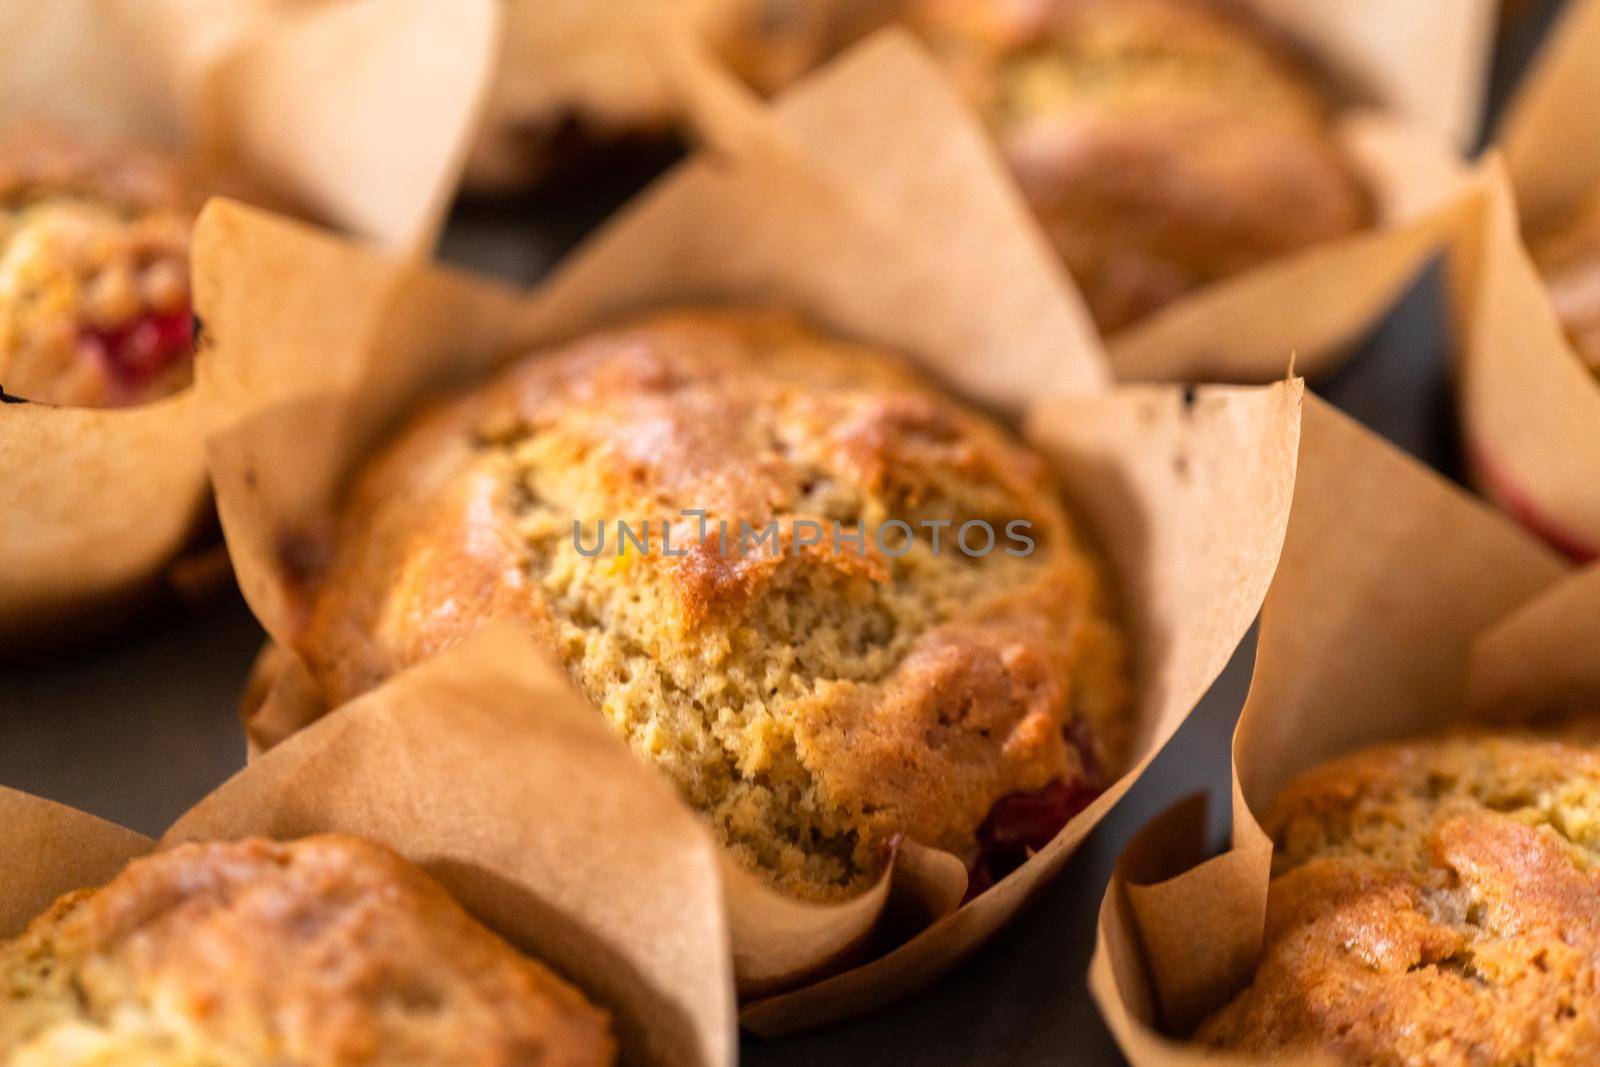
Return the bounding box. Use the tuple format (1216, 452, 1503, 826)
(1198, 725, 1600, 1065)
(903, 0, 1373, 332)
(0, 126, 201, 407)
(1, 835, 613, 1066)
(291, 308, 1130, 900)
(1529, 192, 1600, 374)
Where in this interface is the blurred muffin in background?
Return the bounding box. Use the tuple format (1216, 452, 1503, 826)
(903, 0, 1374, 332)
(1529, 192, 1600, 373)
(470, 0, 1372, 334)
(0, 125, 202, 408)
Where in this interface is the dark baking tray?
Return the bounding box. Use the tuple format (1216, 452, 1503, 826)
(1, 6, 1565, 1062)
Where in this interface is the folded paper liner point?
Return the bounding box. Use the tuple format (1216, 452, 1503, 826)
(1089, 395, 1578, 1066)
(2, 626, 737, 1067)
(1450, 0, 1600, 561)
(0, 0, 503, 652)
(197, 32, 1307, 1032)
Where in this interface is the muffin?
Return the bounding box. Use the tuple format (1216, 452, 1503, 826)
(1198, 725, 1600, 1065)
(292, 308, 1129, 900)
(1529, 192, 1600, 373)
(903, 0, 1374, 332)
(0, 834, 614, 1066)
(0, 126, 202, 407)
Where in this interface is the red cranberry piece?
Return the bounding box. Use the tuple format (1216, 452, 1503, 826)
(964, 722, 1104, 901)
(979, 778, 1100, 852)
(80, 309, 194, 400)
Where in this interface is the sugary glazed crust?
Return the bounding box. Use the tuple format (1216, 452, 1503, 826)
(1530, 191, 1600, 373)
(0, 124, 202, 407)
(905, 0, 1373, 332)
(1198, 723, 1600, 1066)
(0, 835, 614, 1066)
(295, 308, 1129, 899)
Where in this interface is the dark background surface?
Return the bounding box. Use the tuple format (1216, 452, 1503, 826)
(1, 5, 1568, 1063)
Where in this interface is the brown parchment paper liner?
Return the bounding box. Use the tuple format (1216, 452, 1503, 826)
(0, 626, 736, 1067)
(1244, 0, 1492, 152)
(0, 0, 500, 651)
(1087, 395, 1580, 1065)
(200, 35, 1303, 1032)
(1442, 0, 1600, 562)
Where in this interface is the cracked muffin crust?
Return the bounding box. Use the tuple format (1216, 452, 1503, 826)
(0, 126, 201, 407)
(0, 835, 613, 1067)
(904, 0, 1373, 333)
(1530, 192, 1600, 374)
(1198, 725, 1600, 1066)
(294, 308, 1129, 900)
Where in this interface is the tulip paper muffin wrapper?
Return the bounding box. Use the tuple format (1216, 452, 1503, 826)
(513, 1, 1493, 384)
(0, 627, 736, 1067)
(1445, 0, 1600, 562)
(1086, 396, 1591, 1064)
(198, 35, 1303, 1032)
(0, 0, 500, 650)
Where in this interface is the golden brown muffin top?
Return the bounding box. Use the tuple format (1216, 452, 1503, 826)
(0, 835, 614, 1067)
(295, 308, 1128, 899)
(1198, 724, 1600, 1066)
(904, 0, 1372, 332)
(1530, 192, 1600, 374)
(0, 125, 200, 408)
